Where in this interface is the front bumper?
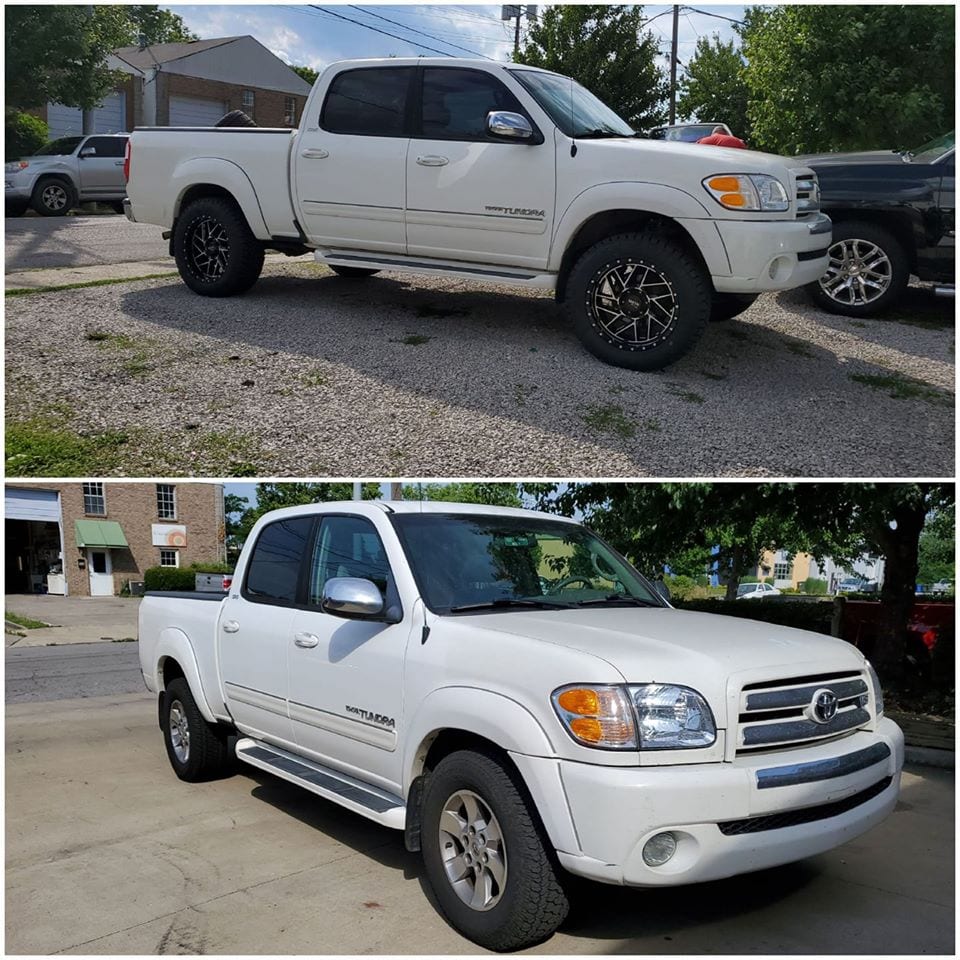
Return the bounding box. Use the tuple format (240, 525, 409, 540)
(552, 717, 903, 887)
(711, 212, 832, 293)
(5, 180, 32, 202)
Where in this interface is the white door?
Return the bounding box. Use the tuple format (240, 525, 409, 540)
(87, 549, 113, 596)
(405, 67, 556, 269)
(47, 92, 126, 138)
(168, 95, 227, 126)
(287, 514, 408, 792)
(293, 65, 412, 252)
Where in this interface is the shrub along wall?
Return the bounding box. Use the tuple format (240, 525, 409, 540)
(672, 598, 834, 634)
(144, 561, 232, 592)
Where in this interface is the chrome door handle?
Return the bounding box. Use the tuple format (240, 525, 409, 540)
(113, 160, 124, 166)
(222, 620, 240, 634)
(301, 148, 329, 159)
(294, 632, 320, 648)
(416, 155, 448, 166)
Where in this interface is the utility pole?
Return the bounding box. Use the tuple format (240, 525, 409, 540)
(502, 5, 536, 59)
(669, 4, 679, 125)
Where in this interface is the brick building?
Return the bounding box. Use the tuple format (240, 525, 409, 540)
(36, 36, 312, 138)
(5, 482, 225, 597)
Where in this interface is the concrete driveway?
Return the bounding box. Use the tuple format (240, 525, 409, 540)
(4, 594, 139, 646)
(5, 690, 955, 955)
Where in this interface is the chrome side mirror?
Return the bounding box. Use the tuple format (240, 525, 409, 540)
(79, 148, 97, 158)
(487, 111, 534, 141)
(321, 577, 384, 619)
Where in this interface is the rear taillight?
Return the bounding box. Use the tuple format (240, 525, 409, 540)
(222, 575, 233, 592)
(123, 139, 131, 181)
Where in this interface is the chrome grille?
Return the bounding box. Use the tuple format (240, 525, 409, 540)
(793, 171, 820, 217)
(737, 670, 870, 753)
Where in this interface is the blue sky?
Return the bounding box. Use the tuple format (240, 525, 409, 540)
(166, 4, 744, 74)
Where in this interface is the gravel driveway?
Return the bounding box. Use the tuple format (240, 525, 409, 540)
(5, 262, 954, 477)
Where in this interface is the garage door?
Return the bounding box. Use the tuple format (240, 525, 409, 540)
(46, 92, 126, 139)
(5, 488, 61, 523)
(169, 95, 228, 126)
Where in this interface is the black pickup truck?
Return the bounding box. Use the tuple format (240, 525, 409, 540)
(801, 131, 955, 316)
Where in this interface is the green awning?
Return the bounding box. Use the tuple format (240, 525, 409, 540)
(75, 520, 128, 549)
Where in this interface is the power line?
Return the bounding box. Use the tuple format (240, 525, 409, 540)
(347, 5, 494, 59)
(683, 6, 746, 26)
(307, 5, 455, 57)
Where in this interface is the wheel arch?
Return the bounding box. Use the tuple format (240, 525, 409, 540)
(821, 208, 920, 272)
(153, 628, 217, 723)
(170, 158, 270, 242)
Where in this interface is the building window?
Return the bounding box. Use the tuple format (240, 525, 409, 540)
(156, 484, 177, 520)
(284, 96, 297, 126)
(242, 89, 255, 109)
(83, 482, 106, 516)
(159, 549, 179, 568)
(774, 561, 791, 580)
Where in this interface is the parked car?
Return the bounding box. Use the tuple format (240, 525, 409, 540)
(801, 131, 955, 316)
(5, 133, 129, 217)
(124, 58, 831, 372)
(647, 122, 733, 142)
(837, 577, 872, 594)
(736, 582, 782, 599)
(139, 500, 902, 951)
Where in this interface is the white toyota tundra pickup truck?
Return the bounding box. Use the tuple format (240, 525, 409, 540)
(139, 501, 902, 951)
(124, 58, 830, 370)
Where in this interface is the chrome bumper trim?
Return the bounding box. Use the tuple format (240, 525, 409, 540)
(756, 741, 891, 789)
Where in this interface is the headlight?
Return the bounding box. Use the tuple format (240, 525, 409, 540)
(5, 161, 29, 173)
(703, 174, 790, 212)
(866, 661, 884, 718)
(551, 683, 716, 750)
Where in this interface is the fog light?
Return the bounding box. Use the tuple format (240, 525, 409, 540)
(642, 831, 678, 866)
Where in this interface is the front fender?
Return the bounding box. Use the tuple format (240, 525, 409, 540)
(550, 181, 714, 271)
(154, 627, 217, 723)
(170, 157, 270, 239)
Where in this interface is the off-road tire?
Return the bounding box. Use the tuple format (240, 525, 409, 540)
(162, 677, 232, 782)
(173, 197, 264, 296)
(565, 231, 711, 371)
(808, 219, 910, 317)
(711, 292, 758, 322)
(329, 265, 380, 278)
(31, 177, 76, 217)
(421, 749, 569, 951)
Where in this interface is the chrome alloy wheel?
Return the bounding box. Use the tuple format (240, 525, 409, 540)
(587, 259, 679, 350)
(818, 237, 892, 306)
(168, 699, 190, 763)
(186, 216, 231, 282)
(41, 183, 69, 211)
(439, 790, 507, 912)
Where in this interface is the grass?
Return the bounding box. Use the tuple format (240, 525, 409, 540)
(301, 371, 328, 387)
(849, 373, 953, 406)
(6, 418, 132, 475)
(668, 387, 706, 404)
(581, 404, 636, 439)
(5, 273, 177, 297)
(5, 612, 48, 630)
(86, 331, 136, 349)
(401, 334, 432, 346)
(785, 341, 817, 358)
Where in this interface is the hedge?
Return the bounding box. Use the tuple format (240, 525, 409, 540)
(6, 111, 48, 161)
(144, 561, 233, 592)
(672, 597, 834, 634)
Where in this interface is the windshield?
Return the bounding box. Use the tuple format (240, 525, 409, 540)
(909, 131, 954, 163)
(736, 584, 756, 596)
(665, 124, 724, 142)
(34, 137, 84, 157)
(509, 69, 634, 139)
(391, 513, 664, 614)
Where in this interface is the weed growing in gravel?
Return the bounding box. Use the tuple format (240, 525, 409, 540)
(301, 371, 328, 387)
(644, 419, 662, 432)
(5, 273, 177, 297)
(849, 373, 953, 406)
(122, 352, 153, 376)
(668, 387, 706, 404)
(514, 384, 538, 406)
(582, 405, 636, 438)
(6, 419, 131, 475)
(400, 334, 432, 346)
(194, 431, 261, 475)
(86, 331, 136, 349)
(785, 342, 816, 358)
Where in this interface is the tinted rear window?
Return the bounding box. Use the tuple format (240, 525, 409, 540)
(244, 516, 314, 604)
(322, 67, 412, 137)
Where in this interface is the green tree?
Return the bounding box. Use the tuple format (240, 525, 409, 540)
(400, 482, 522, 507)
(289, 64, 319, 87)
(740, 4, 955, 154)
(5, 112, 48, 161)
(916, 503, 955, 588)
(123, 6, 197, 45)
(515, 5, 667, 131)
(677, 35, 749, 139)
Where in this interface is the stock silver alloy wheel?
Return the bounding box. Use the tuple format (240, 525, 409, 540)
(818, 237, 892, 307)
(587, 259, 679, 350)
(186, 216, 231, 282)
(439, 790, 508, 912)
(168, 699, 190, 763)
(40, 183, 69, 212)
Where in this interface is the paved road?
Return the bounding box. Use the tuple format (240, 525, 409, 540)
(4, 594, 141, 647)
(5, 641, 143, 702)
(5, 689, 953, 955)
(5, 215, 167, 272)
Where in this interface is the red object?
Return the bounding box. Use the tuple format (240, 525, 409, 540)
(922, 629, 938, 652)
(123, 139, 131, 181)
(697, 133, 748, 149)
(222, 575, 233, 592)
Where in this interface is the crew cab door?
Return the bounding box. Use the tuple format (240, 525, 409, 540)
(286, 514, 408, 793)
(76, 136, 127, 196)
(217, 514, 315, 747)
(292, 66, 414, 253)
(405, 66, 556, 269)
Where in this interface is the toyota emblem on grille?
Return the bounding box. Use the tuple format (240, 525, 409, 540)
(811, 688, 839, 723)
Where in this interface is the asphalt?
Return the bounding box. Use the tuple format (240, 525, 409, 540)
(5, 689, 954, 955)
(4, 594, 140, 647)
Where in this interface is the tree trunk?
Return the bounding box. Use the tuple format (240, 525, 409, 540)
(724, 542, 747, 602)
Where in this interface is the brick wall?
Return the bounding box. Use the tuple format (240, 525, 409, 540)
(29, 482, 224, 596)
(159, 73, 308, 127)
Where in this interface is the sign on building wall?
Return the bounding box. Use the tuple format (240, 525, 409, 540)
(152, 524, 188, 547)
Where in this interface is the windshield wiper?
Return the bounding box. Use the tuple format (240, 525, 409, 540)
(575, 595, 661, 608)
(575, 128, 627, 139)
(448, 598, 567, 613)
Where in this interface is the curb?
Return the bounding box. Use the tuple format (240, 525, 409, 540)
(904, 745, 954, 769)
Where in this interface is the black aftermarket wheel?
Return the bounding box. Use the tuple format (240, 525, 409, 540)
(566, 231, 710, 371)
(173, 197, 264, 296)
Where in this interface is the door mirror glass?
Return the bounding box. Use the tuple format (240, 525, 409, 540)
(79, 147, 97, 158)
(487, 111, 533, 141)
(322, 577, 385, 619)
